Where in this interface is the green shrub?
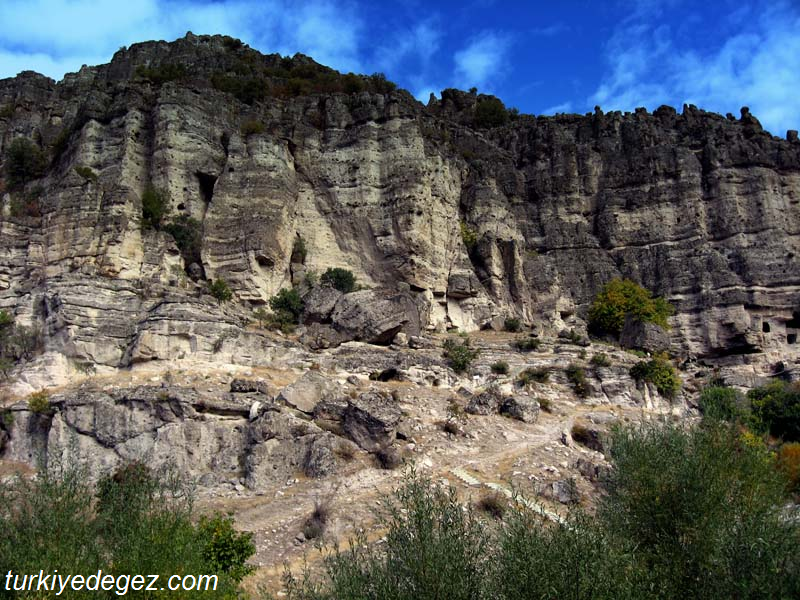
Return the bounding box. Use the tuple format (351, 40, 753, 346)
(0, 103, 13, 119)
(284, 473, 493, 599)
(0, 461, 253, 599)
(588, 277, 674, 337)
(629, 353, 681, 399)
(460, 221, 478, 249)
(512, 336, 540, 352)
(74, 165, 97, 182)
(490, 361, 509, 375)
(590, 353, 611, 367)
(474, 97, 509, 128)
(240, 119, 265, 136)
(699, 385, 742, 421)
(476, 491, 507, 519)
(211, 73, 268, 104)
(748, 381, 800, 442)
(291, 236, 308, 263)
(566, 363, 590, 397)
(141, 184, 170, 230)
(503, 317, 521, 332)
(518, 367, 549, 385)
(163, 215, 203, 266)
(4, 137, 46, 190)
(443, 337, 479, 373)
(209, 278, 233, 303)
(601, 421, 796, 598)
(26, 390, 50, 414)
(302, 499, 331, 540)
(135, 63, 187, 85)
(198, 513, 256, 582)
(269, 288, 304, 321)
(320, 267, 356, 293)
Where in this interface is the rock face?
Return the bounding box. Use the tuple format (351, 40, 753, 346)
(0, 33, 798, 385)
(620, 316, 671, 353)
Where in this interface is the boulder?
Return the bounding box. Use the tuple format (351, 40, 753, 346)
(343, 391, 402, 451)
(302, 285, 343, 324)
(299, 323, 349, 350)
(620, 315, 671, 353)
(499, 395, 540, 423)
(330, 289, 421, 345)
(465, 388, 502, 416)
(276, 371, 341, 414)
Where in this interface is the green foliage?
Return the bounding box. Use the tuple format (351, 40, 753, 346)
(141, 185, 170, 231)
(320, 268, 356, 293)
(26, 390, 50, 414)
(74, 165, 97, 182)
(240, 119, 265, 136)
(269, 288, 304, 320)
(8, 187, 43, 218)
(590, 352, 611, 367)
(284, 472, 493, 600)
(460, 222, 478, 249)
(490, 361, 509, 375)
(283, 423, 800, 600)
(209, 278, 233, 303)
(588, 277, 674, 337)
(443, 337, 479, 373)
(518, 367, 549, 385)
(566, 363, 590, 397)
(699, 385, 742, 421)
(211, 73, 268, 104)
(0, 103, 14, 119)
(135, 63, 187, 85)
(4, 137, 46, 190)
(512, 336, 540, 352)
(601, 421, 797, 598)
(629, 353, 681, 399)
(748, 381, 800, 442)
(503, 317, 521, 332)
(291, 236, 308, 263)
(0, 461, 253, 599)
(163, 215, 203, 266)
(474, 97, 509, 128)
(198, 513, 256, 582)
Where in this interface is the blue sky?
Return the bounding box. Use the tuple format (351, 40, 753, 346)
(1, 0, 798, 135)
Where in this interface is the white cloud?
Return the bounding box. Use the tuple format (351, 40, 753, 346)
(375, 20, 442, 74)
(590, 1, 800, 135)
(542, 101, 573, 115)
(453, 31, 511, 91)
(0, 0, 364, 80)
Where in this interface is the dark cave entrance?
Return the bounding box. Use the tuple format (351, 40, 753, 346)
(197, 172, 217, 204)
(762, 321, 771, 333)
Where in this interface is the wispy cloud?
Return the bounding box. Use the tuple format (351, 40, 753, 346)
(590, 0, 800, 135)
(453, 31, 511, 91)
(542, 101, 573, 115)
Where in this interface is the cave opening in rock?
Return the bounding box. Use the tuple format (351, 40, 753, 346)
(788, 333, 797, 345)
(197, 172, 217, 204)
(762, 321, 771, 333)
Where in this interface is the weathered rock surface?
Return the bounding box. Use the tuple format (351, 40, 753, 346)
(499, 395, 540, 423)
(342, 391, 402, 451)
(276, 371, 340, 414)
(620, 316, 671, 353)
(0, 32, 798, 386)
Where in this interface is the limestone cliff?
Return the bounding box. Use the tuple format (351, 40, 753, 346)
(1, 33, 799, 387)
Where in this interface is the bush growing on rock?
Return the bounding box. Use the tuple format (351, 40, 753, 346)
(588, 278, 673, 337)
(4, 137, 46, 190)
(566, 364, 590, 398)
(699, 385, 742, 421)
(503, 317, 521, 332)
(629, 353, 680, 399)
(443, 336, 479, 373)
(490, 361, 509, 375)
(512, 336, 540, 352)
(474, 96, 509, 128)
(209, 278, 233, 303)
(320, 267, 356, 293)
(141, 184, 170, 230)
(164, 215, 203, 267)
(26, 390, 50, 414)
(590, 352, 611, 367)
(518, 367, 549, 385)
(268, 288, 304, 332)
(748, 381, 800, 442)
